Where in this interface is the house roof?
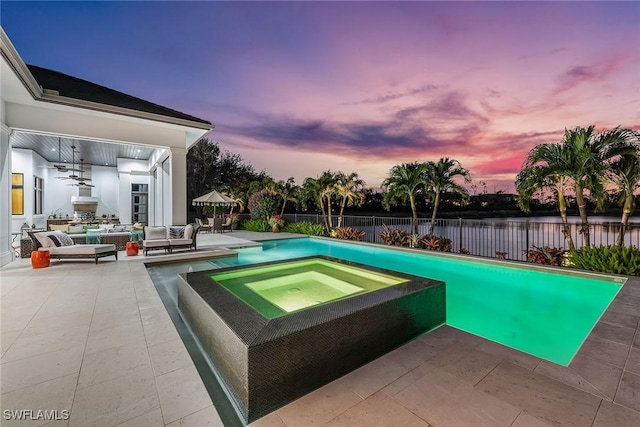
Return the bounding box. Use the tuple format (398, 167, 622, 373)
(27, 64, 212, 126)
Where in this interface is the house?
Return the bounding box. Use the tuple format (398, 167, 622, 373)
(0, 27, 213, 266)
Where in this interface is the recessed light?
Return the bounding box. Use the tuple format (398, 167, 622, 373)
(105, 163, 109, 166)
(137, 149, 141, 152)
(52, 148, 56, 151)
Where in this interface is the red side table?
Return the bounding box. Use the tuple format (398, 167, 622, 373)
(126, 241, 139, 256)
(31, 250, 50, 268)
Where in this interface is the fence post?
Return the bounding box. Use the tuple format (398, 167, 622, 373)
(525, 221, 530, 258)
(372, 216, 376, 243)
(458, 218, 462, 251)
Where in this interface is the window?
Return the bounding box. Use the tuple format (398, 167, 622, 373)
(132, 184, 148, 224)
(34, 176, 44, 215)
(11, 173, 24, 215)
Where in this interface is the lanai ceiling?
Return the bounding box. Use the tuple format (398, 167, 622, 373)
(11, 132, 159, 167)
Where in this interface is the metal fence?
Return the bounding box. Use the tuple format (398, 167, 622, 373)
(267, 213, 640, 261)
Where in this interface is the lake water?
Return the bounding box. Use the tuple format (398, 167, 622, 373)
(333, 215, 640, 260)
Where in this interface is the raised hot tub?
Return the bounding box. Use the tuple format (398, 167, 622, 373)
(177, 256, 445, 423)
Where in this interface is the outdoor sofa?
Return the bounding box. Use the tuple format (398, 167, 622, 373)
(142, 224, 200, 255)
(28, 231, 118, 264)
(20, 225, 141, 257)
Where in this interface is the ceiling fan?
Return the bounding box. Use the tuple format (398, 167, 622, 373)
(47, 138, 85, 173)
(56, 147, 91, 181)
(67, 159, 94, 187)
(67, 181, 95, 188)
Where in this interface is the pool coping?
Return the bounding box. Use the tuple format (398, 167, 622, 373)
(179, 255, 444, 345)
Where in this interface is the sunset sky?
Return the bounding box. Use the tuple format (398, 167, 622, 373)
(2, 1, 639, 192)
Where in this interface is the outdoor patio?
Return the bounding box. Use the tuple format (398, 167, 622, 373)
(1, 231, 639, 426)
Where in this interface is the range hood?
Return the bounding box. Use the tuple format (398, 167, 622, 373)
(71, 196, 98, 213)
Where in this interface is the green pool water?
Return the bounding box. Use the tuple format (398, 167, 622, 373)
(206, 237, 624, 366)
(211, 258, 407, 317)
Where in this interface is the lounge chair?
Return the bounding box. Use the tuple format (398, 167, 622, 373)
(142, 224, 201, 255)
(28, 231, 117, 264)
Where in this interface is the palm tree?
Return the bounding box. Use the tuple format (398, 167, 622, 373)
(605, 129, 640, 245)
(608, 155, 640, 245)
(561, 126, 637, 247)
(273, 178, 300, 216)
(516, 143, 576, 249)
(219, 185, 246, 216)
(424, 158, 471, 235)
(335, 172, 366, 227)
(318, 171, 338, 230)
(517, 126, 636, 248)
(382, 162, 429, 235)
(302, 177, 323, 221)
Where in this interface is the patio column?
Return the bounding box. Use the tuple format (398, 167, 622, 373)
(170, 147, 187, 225)
(0, 123, 12, 266)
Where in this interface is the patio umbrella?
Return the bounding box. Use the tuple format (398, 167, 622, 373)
(192, 190, 237, 217)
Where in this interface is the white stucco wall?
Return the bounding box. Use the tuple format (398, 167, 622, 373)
(91, 165, 119, 217)
(10, 148, 49, 231)
(0, 118, 11, 265)
(46, 168, 76, 218)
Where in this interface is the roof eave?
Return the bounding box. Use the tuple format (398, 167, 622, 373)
(1, 26, 43, 99)
(40, 92, 214, 131)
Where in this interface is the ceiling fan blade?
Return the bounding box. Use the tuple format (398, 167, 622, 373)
(54, 165, 84, 172)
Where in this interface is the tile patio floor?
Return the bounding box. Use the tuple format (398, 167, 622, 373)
(1, 232, 639, 426)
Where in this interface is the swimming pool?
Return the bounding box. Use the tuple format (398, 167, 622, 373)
(204, 237, 623, 366)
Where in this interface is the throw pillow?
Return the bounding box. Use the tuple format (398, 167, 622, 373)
(169, 227, 185, 239)
(184, 224, 194, 239)
(48, 235, 63, 247)
(145, 226, 167, 240)
(34, 232, 56, 248)
(132, 222, 143, 230)
(68, 225, 83, 233)
(53, 231, 74, 246)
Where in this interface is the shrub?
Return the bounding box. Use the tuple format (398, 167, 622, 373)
(524, 246, 567, 266)
(240, 218, 270, 232)
(247, 190, 278, 220)
(459, 247, 471, 255)
(569, 245, 640, 276)
(282, 221, 325, 236)
(379, 225, 410, 246)
(495, 251, 508, 260)
(418, 235, 452, 252)
(331, 227, 366, 241)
